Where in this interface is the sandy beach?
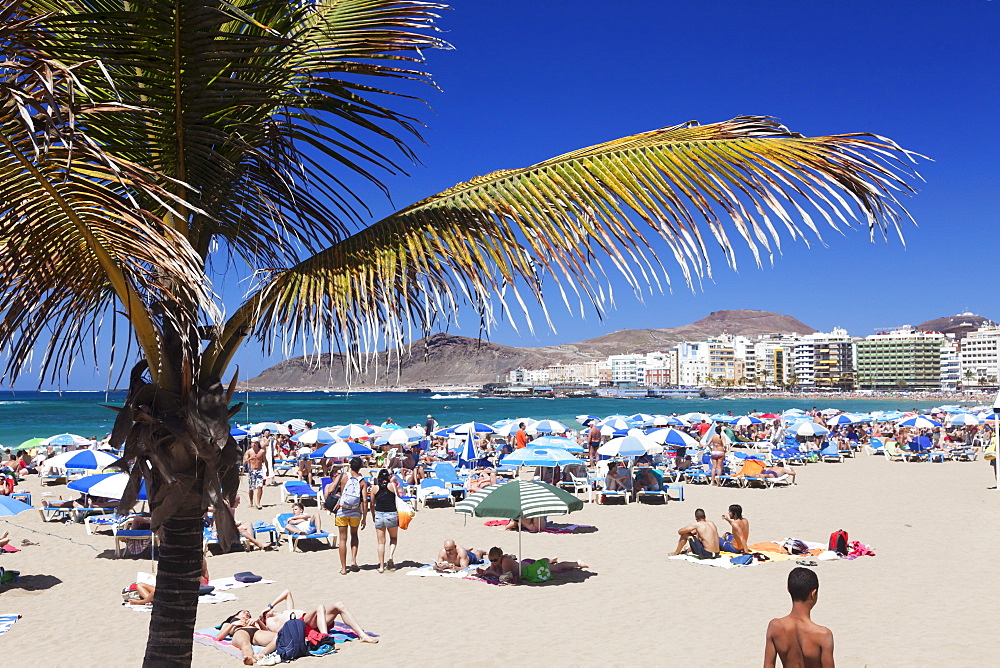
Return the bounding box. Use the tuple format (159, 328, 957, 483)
(1, 453, 996, 666)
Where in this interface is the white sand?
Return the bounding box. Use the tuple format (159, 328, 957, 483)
(2, 454, 996, 666)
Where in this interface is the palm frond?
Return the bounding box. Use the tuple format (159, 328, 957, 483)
(208, 116, 923, 378)
(23, 0, 450, 265)
(0, 0, 215, 384)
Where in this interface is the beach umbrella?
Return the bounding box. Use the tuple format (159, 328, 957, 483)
(282, 419, 310, 432)
(432, 426, 456, 438)
(248, 422, 289, 435)
(455, 481, 583, 561)
(229, 427, 248, 439)
(41, 449, 118, 472)
(602, 414, 632, 423)
(334, 424, 375, 440)
(598, 434, 659, 457)
(630, 413, 655, 426)
(825, 414, 856, 426)
(730, 416, 762, 427)
(15, 437, 45, 452)
(501, 447, 580, 468)
(453, 421, 497, 435)
(682, 412, 710, 423)
(601, 417, 633, 431)
(310, 441, 374, 459)
(68, 472, 147, 501)
(0, 495, 33, 517)
(646, 428, 699, 449)
(657, 415, 689, 427)
(575, 415, 600, 426)
(43, 433, 91, 447)
(875, 411, 906, 422)
(384, 428, 424, 446)
(600, 424, 630, 437)
(758, 413, 779, 420)
(526, 436, 584, 453)
(458, 431, 478, 470)
(530, 419, 568, 435)
(292, 429, 337, 445)
(793, 422, 829, 437)
(947, 414, 981, 426)
(896, 416, 942, 429)
(709, 413, 732, 422)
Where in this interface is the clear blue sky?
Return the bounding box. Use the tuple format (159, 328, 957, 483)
(13, 0, 1000, 390)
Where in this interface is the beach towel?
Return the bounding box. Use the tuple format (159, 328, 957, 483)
(406, 564, 476, 578)
(206, 576, 277, 591)
(0, 614, 21, 635)
(194, 624, 371, 660)
(126, 591, 238, 612)
(668, 554, 740, 569)
(542, 524, 595, 534)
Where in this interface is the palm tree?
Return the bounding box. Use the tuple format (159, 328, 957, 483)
(1, 1, 922, 663)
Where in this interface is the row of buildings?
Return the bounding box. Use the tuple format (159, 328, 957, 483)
(505, 324, 1000, 392)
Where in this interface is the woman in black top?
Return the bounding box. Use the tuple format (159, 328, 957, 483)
(368, 469, 401, 572)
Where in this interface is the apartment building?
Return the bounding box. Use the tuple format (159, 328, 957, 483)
(855, 327, 945, 390)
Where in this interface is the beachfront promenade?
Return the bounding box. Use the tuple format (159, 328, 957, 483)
(1, 412, 996, 666)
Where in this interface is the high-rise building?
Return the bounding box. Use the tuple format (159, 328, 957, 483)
(855, 327, 945, 390)
(794, 328, 856, 391)
(958, 327, 1000, 389)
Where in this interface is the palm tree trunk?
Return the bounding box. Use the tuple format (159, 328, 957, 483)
(144, 510, 204, 667)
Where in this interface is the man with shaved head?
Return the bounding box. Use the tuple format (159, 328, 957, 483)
(434, 539, 486, 572)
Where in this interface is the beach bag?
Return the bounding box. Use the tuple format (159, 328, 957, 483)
(276, 617, 309, 662)
(829, 530, 849, 556)
(782, 538, 809, 555)
(396, 496, 414, 530)
(323, 473, 343, 512)
(522, 558, 552, 583)
(730, 554, 754, 566)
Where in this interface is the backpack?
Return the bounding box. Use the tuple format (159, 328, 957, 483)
(276, 617, 309, 662)
(339, 476, 362, 511)
(829, 529, 849, 556)
(782, 538, 809, 555)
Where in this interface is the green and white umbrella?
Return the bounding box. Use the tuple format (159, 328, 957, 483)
(455, 481, 584, 561)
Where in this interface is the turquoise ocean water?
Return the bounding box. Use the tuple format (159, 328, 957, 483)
(0, 391, 950, 449)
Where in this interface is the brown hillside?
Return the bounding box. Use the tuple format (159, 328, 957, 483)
(246, 309, 815, 389)
(918, 313, 995, 339)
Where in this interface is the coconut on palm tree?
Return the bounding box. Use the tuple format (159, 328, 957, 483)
(0, 0, 923, 663)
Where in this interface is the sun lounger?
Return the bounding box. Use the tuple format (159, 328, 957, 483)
(274, 512, 334, 552)
(114, 518, 158, 558)
(38, 505, 72, 522)
(883, 440, 905, 462)
(273, 458, 296, 477)
(391, 474, 420, 512)
(819, 441, 842, 463)
(417, 478, 454, 508)
(280, 480, 318, 503)
(664, 483, 685, 501)
(430, 462, 468, 499)
(864, 437, 885, 456)
(85, 513, 134, 535)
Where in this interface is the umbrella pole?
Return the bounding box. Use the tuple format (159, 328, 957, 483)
(518, 521, 522, 565)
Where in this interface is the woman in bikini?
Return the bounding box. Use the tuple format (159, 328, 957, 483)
(709, 425, 726, 486)
(216, 609, 277, 665)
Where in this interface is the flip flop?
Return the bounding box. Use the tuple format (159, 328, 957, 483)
(795, 559, 818, 567)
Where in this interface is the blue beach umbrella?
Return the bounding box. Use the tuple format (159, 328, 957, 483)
(311, 441, 374, 459)
(531, 419, 568, 434)
(730, 416, 762, 427)
(646, 428, 699, 448)
(334, 424, 375, 440)
(896, 416, 942, 429)
(527, 436, 584, 453)
(68, 472, 147, 501)
(41, 449, 118, 471)
(601, 418, 633, 431)
(292, 429, 337, 445)
(453, 422, 496, 435)
(709, 413, 732, 422)
(458, 431, 478, 470)
(501, 447, 580, 467)
(947, 414, 981, 426)
(597, 435, 659, 457)
(432, 427, 455, 438)
(44, 433, 91, 447)
(575, 415, 600, 426)
(230, 427, 248, 438)
(825, 414, 856, 426)
(0, 496, 33, 517)
(630, 413, 655, 426)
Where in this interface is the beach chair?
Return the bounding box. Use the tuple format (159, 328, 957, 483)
(417, 478, 454, 508)
(38, 504, 72, 522)
(203, 526, 250, 555)
(392, 474, 420, 512)
(273, 513, 334, 552)
(280, 480, 318, 504)
(882, 440, 905, 462)
(731, 458, 769, 488)
(273, 459, 296, 477)
(864, 437, 885, 456)
(819, 442, 842, 463)
(430, 462, 468, 499)
(559, 470, 594, 503)
(85, 513, 133, 535)
(595, 486, 630, 504)
(901, 438, 931, 463)
(663, 483, 685, 501)
(949, 446, 977, 461)
(635, 469, 668, 503)
(113, 518, 158, 558)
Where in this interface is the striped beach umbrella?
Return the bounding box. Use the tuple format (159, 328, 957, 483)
(730, 416, 762, 427)
(455, 481, 584, 560)
(896, 415, 942, 429)
(41, 449, 118, 472)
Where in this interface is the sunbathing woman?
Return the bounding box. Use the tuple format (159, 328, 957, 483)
(504, 514, 546, 532)
(284, 502, 321, 535)
(258, 589, 378, 644)
(466, 468, 497, 493)
(476, 546, 588, 584)
(217, 609, 276, 665)
(121, 582, 156, 606)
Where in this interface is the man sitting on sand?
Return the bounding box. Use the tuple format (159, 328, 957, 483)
(434, 539, 486, 571)
(719, 504, 749, 553)
(764, 567, 834, 667)
(669, 508, 720, 559)
(475, 546, 588, 584)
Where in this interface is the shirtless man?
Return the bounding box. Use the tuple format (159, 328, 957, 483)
(586, 422, 602, 465)
(720, 504, 750, 553)
(764, 567, 834, 667)
(434, 538, 486, 571)
(669, 508, 721, 559)
(243, 440, 267, 509)
(259, 589, 378, 644)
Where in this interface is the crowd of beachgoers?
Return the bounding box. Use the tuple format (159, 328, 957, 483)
(0, 402, 995, 664)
